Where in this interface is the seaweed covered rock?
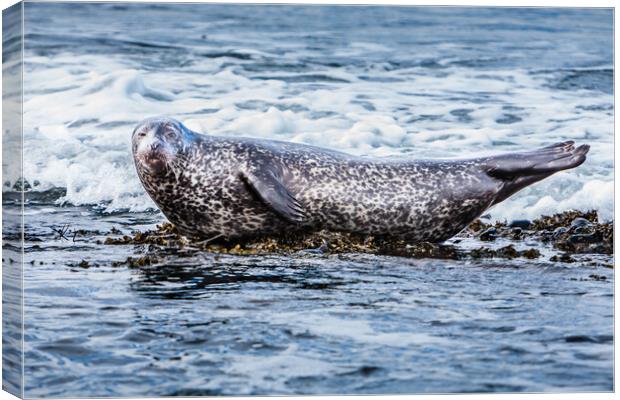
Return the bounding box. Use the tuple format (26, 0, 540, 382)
(531, 210, 598, 231)
(533, 211, 612, 254)
(102, 210, 612, 262)
(103, 225, 541, 262)
(465, 210, 613, 256)
(469, 245, 540, 260)
(378, 241, 460, 259)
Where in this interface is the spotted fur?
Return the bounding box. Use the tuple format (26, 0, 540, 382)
(132, 117, 589, 243)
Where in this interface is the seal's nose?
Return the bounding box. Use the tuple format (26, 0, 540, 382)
(150, 142, 162, 152)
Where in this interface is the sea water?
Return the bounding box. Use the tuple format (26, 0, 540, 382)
(3, 3, 614, 396)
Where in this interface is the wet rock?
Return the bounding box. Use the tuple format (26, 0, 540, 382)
(573, 227, 589, 234)
(520, 248, 541, 259)
(496, 245, 519, 259)
(571, 217, 592, 229)
(379, 242, 459, 259)
(469, 247, 496, 259)
(68, 260, 93, 269)
(509, 219, 532, 230)
(568, 234, 598, 244)
(467, 219, 491, 233)
(550, 253, 575, 263)
(317, 240, 330, 253)
(526, 210, 614, 255)
(553, 223, 613, 254)
(469, 245, 539, 260)
(552, 227, 568, 238)
(510, 227, 523, 240)
(125, 256, 159, 268)
(586, 243, 613, 254)
(479, 228, 497, 241)
(531, 210, 598, 231)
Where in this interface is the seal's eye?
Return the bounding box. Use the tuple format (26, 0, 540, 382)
(137, 131, 147, 138)
(164, 130, 176, 140)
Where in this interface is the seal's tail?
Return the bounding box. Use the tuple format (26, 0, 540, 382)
(485, 141, 589, 205)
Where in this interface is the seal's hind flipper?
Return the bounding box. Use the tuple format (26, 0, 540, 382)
(486, 141, 589, 179)
(240, 169, 306, 224)
(485, 141, 590, 205)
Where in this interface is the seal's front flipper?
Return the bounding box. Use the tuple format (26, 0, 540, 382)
(485, 141, 590, 205)
(240, 169, 306, 224)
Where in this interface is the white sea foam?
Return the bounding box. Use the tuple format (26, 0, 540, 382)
(21, 48, 613, 221)
(273, 311, 450, 347)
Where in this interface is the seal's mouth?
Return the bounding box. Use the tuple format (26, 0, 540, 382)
(139, 149, 171, 175)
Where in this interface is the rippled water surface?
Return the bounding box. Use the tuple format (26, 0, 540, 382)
(4, 3, 615, 397)
(14, 200, 614, 396)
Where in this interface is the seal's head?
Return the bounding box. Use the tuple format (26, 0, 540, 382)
(132, 117, 193, 175)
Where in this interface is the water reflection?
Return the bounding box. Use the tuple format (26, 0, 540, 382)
(128, 254, 354, 300)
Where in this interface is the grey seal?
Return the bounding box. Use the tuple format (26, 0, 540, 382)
(131, 116, 589, 243)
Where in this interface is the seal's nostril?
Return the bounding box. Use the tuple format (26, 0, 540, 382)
(150, 142, 161, 152)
